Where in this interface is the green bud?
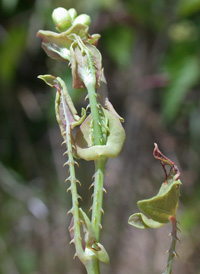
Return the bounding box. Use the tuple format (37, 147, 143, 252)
(73, 14, 91, 27)
(68, 8, 77, 21)
(52, 7, 72, 32)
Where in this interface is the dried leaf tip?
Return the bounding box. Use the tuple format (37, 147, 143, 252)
(153, 143, 180, 181)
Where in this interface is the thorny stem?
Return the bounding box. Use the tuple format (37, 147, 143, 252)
(91, 157, 107, 241)
(86, 82, 104, 146)
(76, 34, 107, 240)
(61, 92, 84, 259)
(76, 35, 104, 146)
(165, 216, 178, 274)
(83, 42, 107, 273)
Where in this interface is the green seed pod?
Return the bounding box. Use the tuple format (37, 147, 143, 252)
(52, 7, 72, 32)
(68, 8, 77, 21)
(73, 14, 91, 27)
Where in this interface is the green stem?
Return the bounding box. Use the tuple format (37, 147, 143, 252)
(87, 82, 104, 146)
(61, 93, 84, 259)
(85, 257, 100, 274)
(75, 36, 104, 146)
(91, 158, 107, 241)
(77, 36, 107, 271)
(165, 216, 178, 274)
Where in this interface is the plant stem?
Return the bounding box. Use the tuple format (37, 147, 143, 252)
(165, 216, 178, 274)
(92, 158, 107, 241)
(83, 41, 107, 272)
(61, 93, 84, 259)
(76, 36, 104, 146)
(87, 82, 104, 146)
(85, 257, 100, 274)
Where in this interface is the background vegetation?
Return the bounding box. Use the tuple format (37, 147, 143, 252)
(0, 0, 200, 273)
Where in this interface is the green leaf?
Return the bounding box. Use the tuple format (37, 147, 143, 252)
(37, 24, 100, 63)
(66, 23, 89, 38)
(104, 98, 124, 122)
(38, 75, 86, 139)
(128, 144, 182, 229)
(75, 108, 125, 161)
(138, 179, 182, 223)
(128, 213, 164, 229)
(37, 30, 73, 61)
(79, 208, 96, 247)
(78, 209, 110, 263)
(70, 40, 104, 89)
(91, 243, 110, 264)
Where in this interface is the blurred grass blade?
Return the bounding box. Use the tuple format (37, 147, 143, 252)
(162, 56, 200, 123)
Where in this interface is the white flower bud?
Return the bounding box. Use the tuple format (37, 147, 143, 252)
(73, 14, 91, 27)
(52, 7, 72, 32)
(68, 8, 77, 21)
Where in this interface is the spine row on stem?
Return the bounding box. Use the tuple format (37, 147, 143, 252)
(91, 158, 107, 241)
(60, 91, 84, 260)
(74, 35, 108, 242)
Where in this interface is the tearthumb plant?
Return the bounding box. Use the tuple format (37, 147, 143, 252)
(37, 7, 125, 274)
(38, 7, 182, 274)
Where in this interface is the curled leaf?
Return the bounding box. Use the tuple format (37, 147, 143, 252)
(128, 213, 164, 229)
(75, 109, 125, 161)
(153, 143, 180, 181)
(104, 97, 124, 122)
(79, 208, 96, 248)
(37, 24, 100, 62)
(78, 209, 110, 264)
(37, 30, 73, 61)
(70, 39, 104, 89)
(38, 75, 86, 138)
(91, 243, 110, 264)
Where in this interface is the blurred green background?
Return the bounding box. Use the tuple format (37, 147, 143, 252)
(0, 0, 200, 273)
